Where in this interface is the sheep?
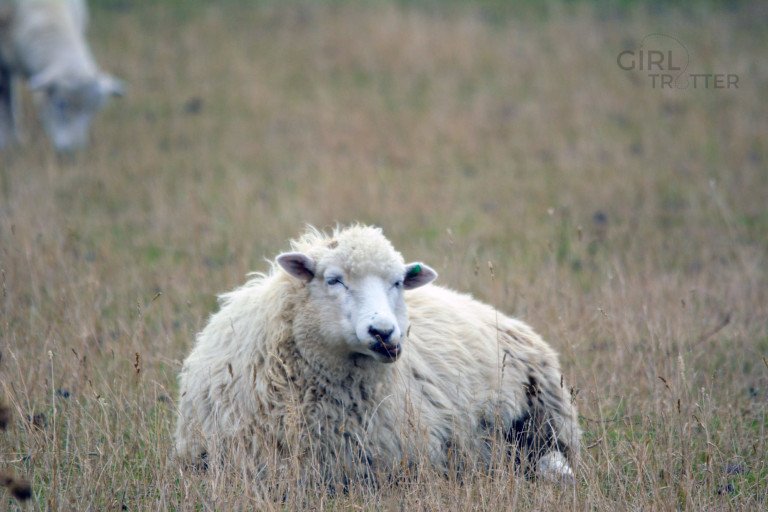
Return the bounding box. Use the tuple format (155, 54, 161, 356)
(0, 0, 124, 152)
(175, 225, 581, 488)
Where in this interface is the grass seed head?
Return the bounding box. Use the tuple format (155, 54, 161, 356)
(28, 412, 47, 430)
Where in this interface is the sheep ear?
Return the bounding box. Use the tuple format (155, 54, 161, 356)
(277, 252, 316, 282)
(98, 73, 126, 97)
(403, 262, 437, 290)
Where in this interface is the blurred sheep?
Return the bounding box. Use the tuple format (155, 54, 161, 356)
(0, 0, 124, 152)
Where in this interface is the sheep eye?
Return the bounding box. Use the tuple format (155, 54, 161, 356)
(392, 281, 403, 289)
(326, 277, 344, 287)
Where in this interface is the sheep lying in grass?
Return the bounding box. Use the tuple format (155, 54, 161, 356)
(175, 225, 581, 487)
(0, 0, 124, 152)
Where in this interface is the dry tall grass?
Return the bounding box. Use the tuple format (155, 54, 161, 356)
(0, 1, 766, 509)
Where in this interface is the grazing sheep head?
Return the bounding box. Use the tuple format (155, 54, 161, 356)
(277, 226, 437, 364)
(29, 71, 124, 152)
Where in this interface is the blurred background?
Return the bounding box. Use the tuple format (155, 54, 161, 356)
(1, 0, 766, 509)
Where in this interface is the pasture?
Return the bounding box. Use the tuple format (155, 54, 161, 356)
(1, 0, 766, 509)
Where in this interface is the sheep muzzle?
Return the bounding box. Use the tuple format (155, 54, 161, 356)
(369, 340, 402, 362)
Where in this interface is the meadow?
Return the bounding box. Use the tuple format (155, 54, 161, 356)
(0, 0, 766, 509)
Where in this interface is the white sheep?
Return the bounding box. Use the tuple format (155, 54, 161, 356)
(175, 225, 580, 487)
(0, 0, 123, 152)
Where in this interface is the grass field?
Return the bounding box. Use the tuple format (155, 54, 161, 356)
(1, 0, 767, 509)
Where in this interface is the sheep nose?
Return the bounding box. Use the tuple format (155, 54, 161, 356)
(368, 326, 394, 344)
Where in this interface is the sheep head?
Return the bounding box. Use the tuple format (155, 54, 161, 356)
(277, 226, 437, 364)
(29, 70, 125, 153)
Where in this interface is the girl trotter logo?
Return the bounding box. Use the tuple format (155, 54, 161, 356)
(617, 34, 690, 88)
(617, 33, 738, 89)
